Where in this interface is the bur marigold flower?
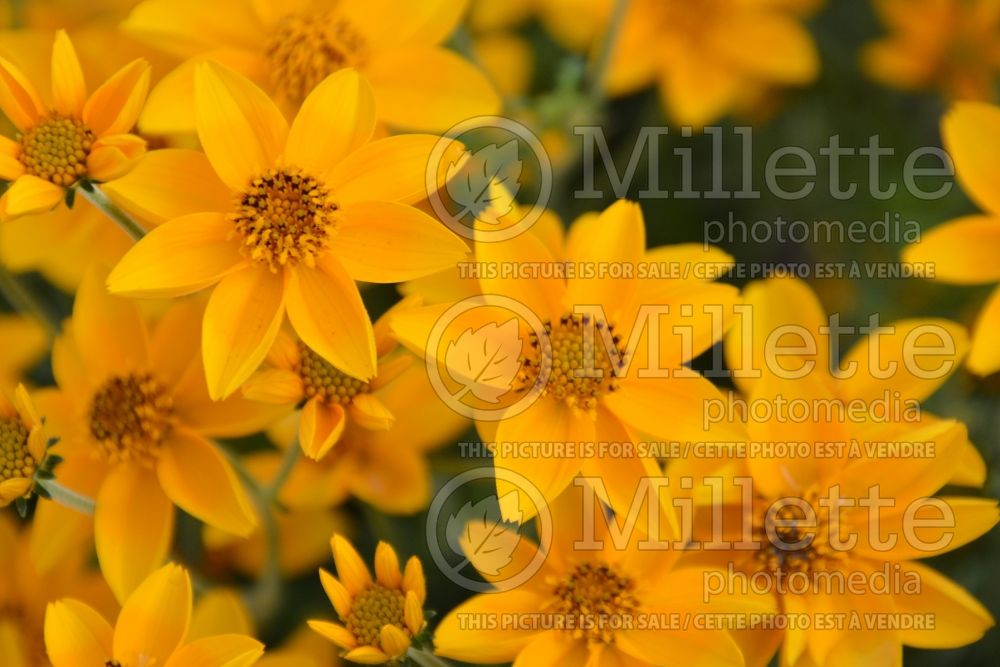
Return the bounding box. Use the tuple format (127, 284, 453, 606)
(903, 102, 1000, 376)
(124, 0, 500, 134)
(44, 563, 265, 667)
(0, 384, 47, 507)
(0, 30, 149, 221)
(106, 64, 469, 400)
(394, 200, 740, 521)
(30, 268, 287, 602)
(604, 0, 819, 126)
(309, 535, 427, 664)
(863, 0, 1000, 101)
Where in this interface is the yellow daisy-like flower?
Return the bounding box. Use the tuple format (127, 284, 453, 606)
(44, 563, 265, 667)
(605, 0, 819, 126)
(862, 0, 1000, 102)
(0, 30, 149, 221)
(31, 268, 287, 602)
(309, 534, 427, 664)
(903, 102, 1000, 375)
(434, 483, 767, 666)
(0, 384, 46, 506)
(125, 0, 500, 134)
(106, 64, 469, 399)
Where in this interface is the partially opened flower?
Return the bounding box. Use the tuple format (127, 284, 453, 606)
(44, 563, 265, 667)
(0, 384, 47, 507)
(31, 268, 287, 601)
(125, 0, 500, 133)
(107, 64, 469, 399)
(0, 30, 149, 220)
(309, 535, 427, 664)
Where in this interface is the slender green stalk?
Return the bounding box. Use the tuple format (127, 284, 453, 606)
(79, 184, 146, 241)
(264, 443, 300, 502)
(0, 263, 59, 336)
(587, 0, 632, 104)
(36, 479, 96, 515)
(407, 647, 455, 667)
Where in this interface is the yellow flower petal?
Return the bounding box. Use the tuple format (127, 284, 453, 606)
(307, 620, 357, 650)
(83, 59, 151, 136)
(893, 561, 994, 649)
(86, 134, 147, 182)
(0, 54, 45, 130)
(162, 634, 264, 667)
(564, 199, 645, 311)
(403, 591, 423, 636)
(617, 627, 743, 667)
(95, 466, 174, 602)
(379, 625, 410, 659)
(0, 135, 24, 181)
(286, 68, 375, 177)
(943, 101, 1000, 214)
(122, 0, 266, 60)
(373, 542, 402, 589)
(114, 563, 192, 666)
(157, 428, 257, 536)
(189, 590, 253, 639)
(286, 259, 376, 382)
(334, 201, 468, 283)
(711, 9, 819, 84)
(366, 48, 501, 132)
(51, 30, 87, 117)
(902, 216, 1000, 284)
(203, 266, 287, 400)
(403, 557, 425, 604)
(433, 589, 544, 663)
(474, 220, 563, 318)
(969, 284, 1000, 375)
(108, 212, 246, 298)
(194, 61, 288, 191)
(349, 393, 394, 431)
(44, 600, 114, 667)
(659, 50, 741, 127)
(242, 368, 304, 404)
(1, 175, 64, 220)
(299, 397, 346, 461)
(75, 265, 150, 376)
(331, 534, 372, 595)
(0, 478, 31, 505)
(319, 568, 353, 618)
(343, 646, 390, 664)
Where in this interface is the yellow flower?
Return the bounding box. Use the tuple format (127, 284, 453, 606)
(605, 0, 819, 126)
(394, 200, 740, 521)
(124, 0, 501, 134)
(0, 511, 116, 666)
(434, 483, 764, 665)
(44, 562, 265, 667)
(0, 384, 47, 506)
(903, 102, 1000, 375)
(106, 64, 469, 399)
(30, 268, 287, 602)
(0, 30, 149, 220)
(0, 314, 46, 386)
(309, 534, 427, 664)
(863, 0, 1000, 101)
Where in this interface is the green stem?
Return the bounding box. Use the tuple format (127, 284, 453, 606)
(79, 184, 146, 241)
(406, 647, 454, 667)
(36, 479, 96, 515)
(264, 443, 300, 502)
(586, 0, 632, 105)
(0, 263, 59, 336)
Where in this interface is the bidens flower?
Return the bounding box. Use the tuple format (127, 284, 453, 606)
(309, 535, 427, 664)
(44, 563, 264, 667)
(106, 64, 469, 399)
(0, 30, 149, 221)
(125, 0, 500, 133)
(0, 384, 47, 507)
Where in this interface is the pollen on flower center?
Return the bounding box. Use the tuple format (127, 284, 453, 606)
(0, 417, 35, 483)
(345, 583, 407, 649)
(232, 168, 340, 271)
(265, 11, 367, 106)
(296, 341, 369, 405)
(88, 373, 174, 466)
(518, 313, 627, 412)
(552, 562, 639, 644)
(17, 115, 95, 186)
(755, 496, 835, 575)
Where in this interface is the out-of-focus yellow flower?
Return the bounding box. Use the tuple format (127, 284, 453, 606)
(472, 32, 534, 98)
(125, 0, 500, 134)
(904, 102, 1000, 375)
(309, 535, 427, 664)
(0, 384, 46, 506)
(30, 268, 287, 602)
(0, 512, 115, 666)
(0, 315, 46, 386)
(44, 563, 265, 667)
(605, 0, 819, 126)
(434, 483, 767, 665)
(863, 0, 1000, 101)
(106, 65, 469, 399)
(0, 30, 149, 221)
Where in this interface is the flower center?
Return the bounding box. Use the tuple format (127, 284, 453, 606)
(17, 115, 94, 186)
(552, 562, 639, 644)
(519, 313, 626, 413)
(296, 341, 369, 405)
(88, 373, 174, 466)
(0, 417, 35, 484)
(265, 11, 367, 106)
(755, 495, 834, 575)
(232, 168, 340, 271)
(345, 583, 407, 649)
